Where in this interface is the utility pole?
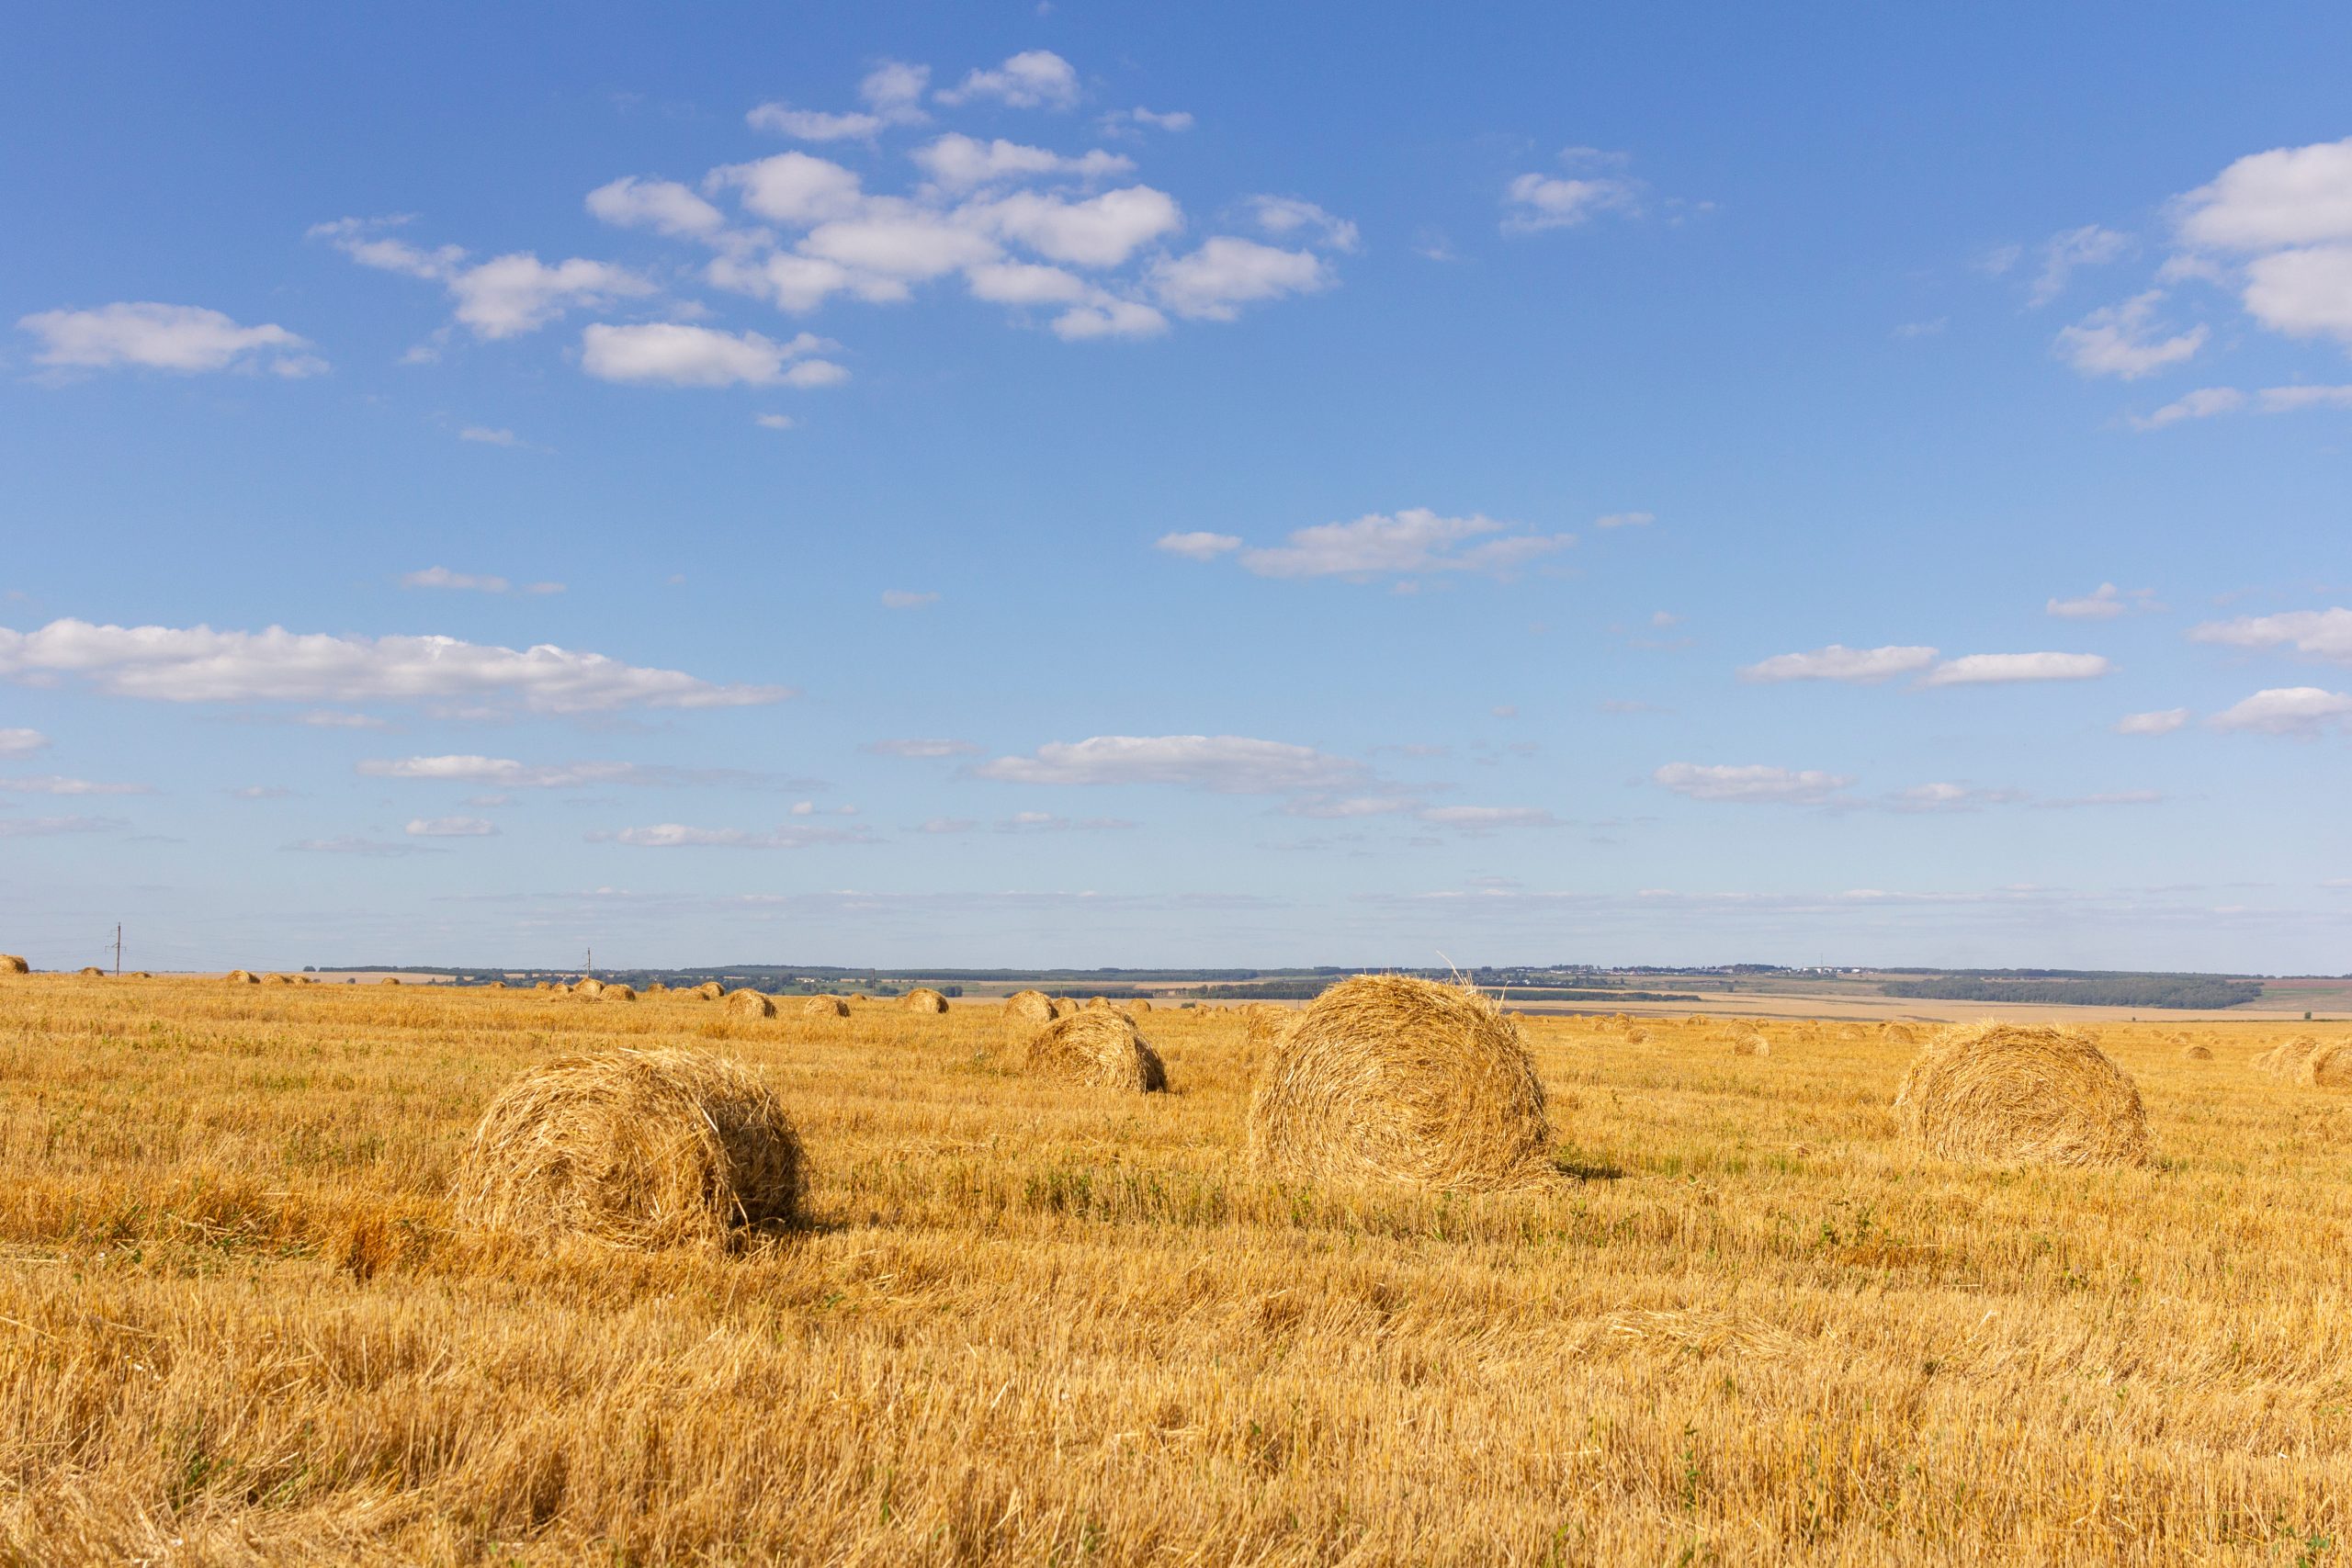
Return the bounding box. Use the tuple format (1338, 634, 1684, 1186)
(584, 945, 593, 979)
(113, 923, 122, 976)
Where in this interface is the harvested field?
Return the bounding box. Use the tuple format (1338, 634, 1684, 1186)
(0, 980, 2346, 1562)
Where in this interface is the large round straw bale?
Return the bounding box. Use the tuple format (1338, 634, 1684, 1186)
(802, 995, 850, 1018)
(691, 981, 724, 1001)
(2180, 1043, 2214, 1061)
(598, 983, 638, 1002)
(1024, 1010, 1167, 1092)
(1893, 1021, 2150, 1168)
(903, 987, 949, 1014)
(2255, 1036, 2323, 1077)
(2298, 1043, 2352, 1089)
(78, 965, 107, 977)
(1246, 975, 1553, 1190)
(379, 976, 401, 987)
(723, 988, 775, 1019)
(1726, 1031, 1770, 1057)
(0, 954, 28, 976)
(225, 970, 260, 985)
(451, 1048, 806, 1249)
(1004, 989, 1057, 1028)
(572, 977, 605, 998)
(1127, 997, 1154, 1014)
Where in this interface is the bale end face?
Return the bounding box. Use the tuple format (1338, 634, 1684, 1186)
(2298, 1043, 2352, 1089)
(451, 1048, 807, 1250)
(1894, 1021, 2151, 1168)
(1023, 1010, 1168, 1092)
(1246, 974, 1552, 1191)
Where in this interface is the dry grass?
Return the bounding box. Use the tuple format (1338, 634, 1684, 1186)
(1247, 975, 1553, 1191)
(1022, 1009, 1168, 1092)
(1894, 1021, 2152, 1168)
(450, 1047, 806, 1250)
(1, 979, 2348, 1562)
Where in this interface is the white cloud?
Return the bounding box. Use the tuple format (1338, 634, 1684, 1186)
(2172, 137, 2352, 252)
(2046, 583, 2160, 619)
(406, 816, 496, 837)
(402, 566, 509, 592)
(964, 261, 1091, 305)
(746, 103, 885, 141)
(1102, 107, 1193, 135)
(1235, 509, 1574, 581)
(0, 774, 152, 796)
(2130, 387, 2245, 429)
(593, 822, 874, 849)
(2241, 244, 2352, 344)
(975, 735, 1365, 793)
(994, 811, 1137, 833)
(358, 755, 794, 789)
(1417, 805, 1559, 829)
(229, 785, 293, 799)
(1150, 238, 1328, 320)
(911, 134, 1132, 192)
(0, 619, 788, 713)
(2208, 686, 2352, 735)
(860, 60, 932, 120)
(2053, 291, 2205, 379)
(2190, 607, 2352, 662)
(937, 51, 1080, 110)
(585, 176, 727, 238)
(1653, 762, 1855, 804)
(1247, 197, 1360, 253)
(1922, 652, 2114, 686)
(864, 738, 981, 758)
(880, 590, 939, 609)
(1737, 644, 1939, 683)
(580, 322, 843, 388)
(314, 219, 651, 339)
(17, 302, 323, 377)
(1888, 783, 2027, 813)
(706, 152, 868, 225)
(754, 412, 796, 431)
(0, 728, 47, 758)
(1049, 299, 1169, 341)
(288, 836, 436, 857)
(458, 425, 526, 447)
(1501, 172, 1640, 234)
(801, 203, 1005, 279)
(1155, 531, 1242, 561)
(2259, 384, 2352, 412)
(0, 815, 124, 839)
(1594, 511, 1655, 529)
(2116, 708, 2190, 735)
(2030, 225, 2132, 306)
(975, 186, 1184, 267)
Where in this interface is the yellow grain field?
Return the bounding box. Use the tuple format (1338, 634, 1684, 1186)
(1, 976, 2348, 1563)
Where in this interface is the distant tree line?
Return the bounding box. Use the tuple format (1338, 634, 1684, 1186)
(1879, 976, 2262, 1010)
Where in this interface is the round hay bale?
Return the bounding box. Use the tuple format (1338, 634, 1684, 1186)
(1004, 989, 1057, 1028)
(1883, 1022, 1917, 1045)
(128, 971, 151, 979)
(1049, 996, 1074, 1013)
(1246, 974, 1553, 1190)
(2297, 1043, 2352, 1089)
(261, 972, 293, 985)
(722, 988, 775, 1019)
(599, 983, 638, 1002)
(1727, 1031, 1770, 1057)
(1127, 998, 1154, 1014)
(78, 965, 106, 977)
(572, 977, 605, 998)
(0, 954, 28, 976)
(849, 993, 872, 1004)
(2255, 1036, 2323, 1077)
(903, 987, 949, 1014)
(1893, 1021, 2151, 1168)
(1024, 1010, 1167, 1092)
(1237, 1002, 1292, 1047)
(2180, 1043, 2214, 1061)
(484, 980, 509, 990)
(642, 981, 668, 995)
(534, 981, 555, 991)
(802, 995, 850, 1018)
(691, 982, 724, 1001)
(379, 977, 401, 987)
(1623, 1025, 1650, 1044)
(225, 970, 260, 985)
(451, 1047, 806, 1249)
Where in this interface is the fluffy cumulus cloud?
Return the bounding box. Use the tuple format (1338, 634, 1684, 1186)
(1738, 644, 1940, 683)
(2190, 607, 2352, 662)
(1149, 236, 1329, 321)
(1187, 509, 1574, 582)
(937, 50, 1080, 110)
(17, 302, 324, 377)
(312, 218, 651, 339)
(580, 322, 846, 388)
(1653, 763, 1855, 804)
(975, 735, 1365, 794)
(2207, 686, 2352, 735)
(1921, 652, 2114, 686)
(2170, 137, 2352, 346)
(0, 619, 788, 713)
(1500, 146, 1645, 235)
(2116, 708, 2190, 735)
(585, 177, 727, 238)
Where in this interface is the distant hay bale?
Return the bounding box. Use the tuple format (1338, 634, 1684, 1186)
(1727, 1031, 1771, 1057)
(642, 981, 668, 995)
(593, 983, 638, 1002)
(1023, 1010, 1167, 1092)
(849, 993, 872, 1004)
(723, 989, 775, 1019)
(0, 954, 28, 976)
(691, 982, 724, 1001)
(128, 972, 151, 979)
(225, 970, 260, 985)
(534, 981, 555, 992)
(78, 965, 106, 977)
(1883, 1022, 1917, 1045)
(1049, 997, 1075, 1013)
(903, 987, 949, 1014)
(2256, 1036, 2324, 1077)
(261, 972, 293, 986)
(1246, 974, 1553, 1191)
(1623, 1025, 1651, 1044)
(572, 977, 605, 998)
(801, 995, 850, 1018)
(485, 981, 508, 990)
(1237, 1003, 1291, 1047)
(1893, 1021, 2151, 1168)
(379, 977, 401, 987)
(1004, 989, 1057, 1028)
(1127, 998, 1154, 1014)
(2181, 1043, 2214, 1061)
(451, 1048, 807, 1250)
(2298, 1043, 2352, 1089)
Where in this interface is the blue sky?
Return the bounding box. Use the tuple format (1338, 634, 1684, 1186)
(4, 3, 2350, 973)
